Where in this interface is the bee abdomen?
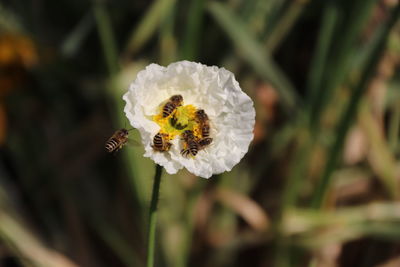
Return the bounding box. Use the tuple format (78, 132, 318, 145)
(152, 133, 171, 151)
(162, 103, 176, 117)
(189, 145, 198, 156)
(153, 133, 163, 148)
(154, 133, 162, 142)
(105, 138, 119, 152)
(201, 124, 210, 138)
(182, 141, 198, 157)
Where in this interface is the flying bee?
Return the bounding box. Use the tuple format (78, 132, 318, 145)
(162, 94, 183, 118)
(152, 132, 172, 152)
(105, 128, 130, 153)
(180, 130, 199, 157)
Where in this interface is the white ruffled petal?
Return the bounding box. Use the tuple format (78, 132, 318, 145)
(123, 61, 255, 178)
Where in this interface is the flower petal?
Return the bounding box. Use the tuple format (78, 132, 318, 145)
(123, 61, 255, 178)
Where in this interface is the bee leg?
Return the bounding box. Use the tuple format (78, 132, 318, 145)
(165, 142, 172, 151)
(181, 149, 189, 158)
(170, 116, 177, 127)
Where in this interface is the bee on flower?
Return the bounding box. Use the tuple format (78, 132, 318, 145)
(123, 61, 255, 178)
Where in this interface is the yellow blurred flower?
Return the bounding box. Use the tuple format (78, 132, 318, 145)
(0, 33, 37, 96)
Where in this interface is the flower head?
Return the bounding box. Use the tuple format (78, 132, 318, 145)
(123, 61, 255, 178)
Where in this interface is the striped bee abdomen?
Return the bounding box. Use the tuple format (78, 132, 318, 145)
(161, 95, 183, 118)
(189, 141, 198, 156)
(201, 124, 210, 138)
(152, 132, 172, 151)
(105, 129, 129, 153)
(153, 133, 163, 147)
(181, 140, 198, 157)
(105, 138, 119, 152)
(162, 102, 176, 117)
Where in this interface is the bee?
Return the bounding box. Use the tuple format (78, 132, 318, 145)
(180, 130, 199, 157)
(195, 109, 209, 122)
(152, 132, 172, 152)
(198, 137, 213, 148)
(162, 94, 183, 118)
(105, 128, 130, 153)
(195, 109, 212, 146)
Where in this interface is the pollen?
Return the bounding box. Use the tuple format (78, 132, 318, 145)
(153, 102, 202, 140)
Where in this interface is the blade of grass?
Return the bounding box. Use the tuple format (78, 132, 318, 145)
(178, 182, 207, 267)
(274, 123, 314, 267)
(159, 4, 177, 65)
(0, 211, 78, 267)
(359, 101, 398, 198)
(311, 3, 400, 209)
(247, 0, 275, 36)
(93, 2, 119, 76)
(93, 222, 143, 267)
(282, 134, 314, 210)
(208, 1, 299, 111)
(0, 3, 24, 32)
(261, 0, 286, 39)
(123, 0, 176, 59)
(265, 0, 308, 53)
(181, 0, 205, 60)
(306, 0, 338, 107)
(389, 99, 400, 152)
(61, 11, 93, 58)
(310, 0, 377, 129)
(284, 202, 400, 248)
(239, 0, 257, 22)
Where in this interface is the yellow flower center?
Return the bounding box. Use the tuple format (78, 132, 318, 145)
(153, 104, 203, 141)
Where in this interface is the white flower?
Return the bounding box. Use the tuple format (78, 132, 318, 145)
(123, 61, 255, 178)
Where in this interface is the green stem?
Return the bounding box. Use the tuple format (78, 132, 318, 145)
(147, 165, 163, 267)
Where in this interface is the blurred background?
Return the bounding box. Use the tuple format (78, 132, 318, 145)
(1, 0, 400, 266)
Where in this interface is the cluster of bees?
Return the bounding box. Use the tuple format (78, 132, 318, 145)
(105, 94, 212, 157)
(151, 95, 213, 157)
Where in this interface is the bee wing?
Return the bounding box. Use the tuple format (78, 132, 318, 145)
(126, 138, 141, 147)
